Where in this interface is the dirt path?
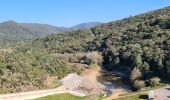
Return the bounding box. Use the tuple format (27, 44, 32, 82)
(0, 85, 86, 100)
(0, 86, 66, 100)
(155, 86, 170, 100)
(81, 68, 100, 84)
(80, 67, 105, 93)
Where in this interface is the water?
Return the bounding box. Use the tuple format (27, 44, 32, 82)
(97, 70, 130, 93)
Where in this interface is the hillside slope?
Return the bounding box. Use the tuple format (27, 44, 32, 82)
(0, 21, 101, 48)
(30, 6, 170, 81)
(0, 20, 66, 41)
(70, 22, 102, 30)
(0, 6, 169, 93)
(0, 21, 101, 41)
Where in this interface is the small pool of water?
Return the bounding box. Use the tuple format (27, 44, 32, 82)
(97, 70, 130, 92)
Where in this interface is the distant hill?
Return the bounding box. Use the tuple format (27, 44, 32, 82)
(0, 20, 66, 41)
(0, 20, 100, 48)
(70, 22, 102, 30)
(0, 21, 101, 41)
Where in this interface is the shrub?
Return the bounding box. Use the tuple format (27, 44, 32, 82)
(149, 77, 160, 87)
(133, 80, 145, 91)
(130, 67, 142, 81)
(84, 52, 102, 65)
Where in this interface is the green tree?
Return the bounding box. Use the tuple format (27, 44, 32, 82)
(166, 60, 170, 76)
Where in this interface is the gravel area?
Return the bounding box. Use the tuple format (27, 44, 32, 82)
(155, 86, 170, 100)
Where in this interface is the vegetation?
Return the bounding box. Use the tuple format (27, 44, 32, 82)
(115, 93, 148, 100)
(34, 93, 87, 100)
(149, 77, 161, 87)
(70, 22, 101, 30)
(0, 6, 169, 93)
(0, 20, 66, 48)
(117, 83, 166, 100)
(0, 21, 101, 48)
(87, 6, 170, 90)
(119, 83, 166, 96)
(0, 50, 83, 93)
(132, 80, 145, 91)
(34, 93, 104, 100)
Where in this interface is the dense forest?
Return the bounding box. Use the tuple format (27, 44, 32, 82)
(0, 6, 170, 93)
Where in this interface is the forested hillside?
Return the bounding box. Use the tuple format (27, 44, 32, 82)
(0, 6, 169, 93)
(0, 20, 66, 48)
(70, 22, 102, 30)
(0, 21, 101, 48)
(0, 21, 67, 39)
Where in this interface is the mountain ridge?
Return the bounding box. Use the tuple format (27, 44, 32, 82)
(0, 20, 101, 41)
(70, 22, 102, 30)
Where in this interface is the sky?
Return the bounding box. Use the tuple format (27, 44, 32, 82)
(0, 0, 170, 27)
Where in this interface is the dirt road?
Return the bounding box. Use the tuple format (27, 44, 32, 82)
(0, 86, 86, 100)
(155, 86, 170, 100)
(0, 86, 67, 100)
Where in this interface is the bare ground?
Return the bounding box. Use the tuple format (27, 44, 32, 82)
(155, 86, 170, 100)
(80, 67, 105, 94)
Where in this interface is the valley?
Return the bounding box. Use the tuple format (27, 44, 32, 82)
(0, 5, 170, 100)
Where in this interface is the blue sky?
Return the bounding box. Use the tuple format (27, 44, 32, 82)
(0, 0, 170, 27)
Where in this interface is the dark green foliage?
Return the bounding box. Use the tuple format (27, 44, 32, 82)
(87, 7, 170, 79)
(166, 60, 170, 76)
(32, 29, 95, 53)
